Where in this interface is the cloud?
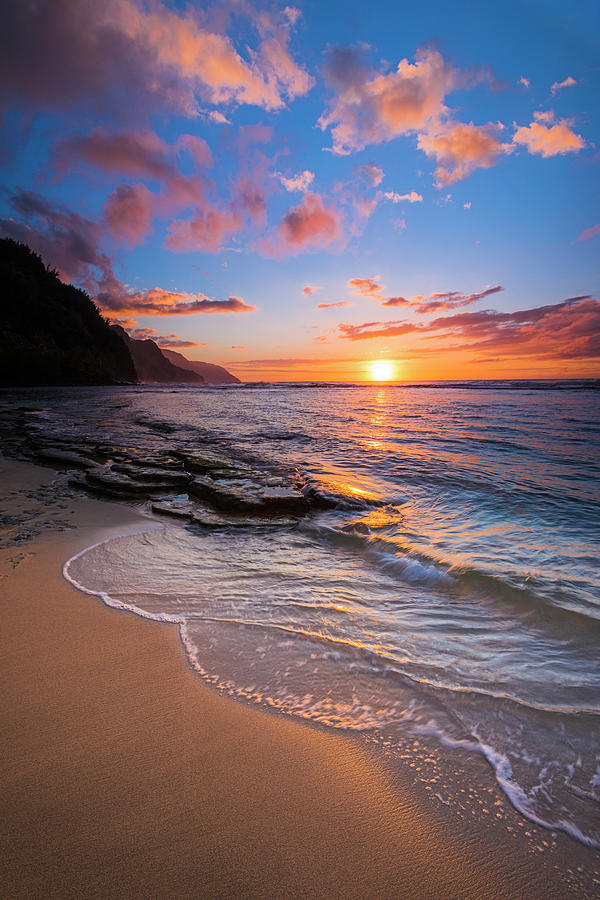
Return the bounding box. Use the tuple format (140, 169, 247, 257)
(513, 113, 585, 157)
(464, 201, 471, 209)
(303, 285, 319, 295)
(355, 164, 385, 186)
(0, 188, 113, 290)
(338, 296, 600, 361)
(551, 76, 576, 95)
(348, 276, 386, 298)
(56, 128, 208, 209)
(104, 183, 154, 246)
(165, 207, 242, 252)
(263, 192, 342, 255)
(575, 224, 600, 242)
(126, 327, 201, 349)
(384, 191, 423, 203)
(0, 188, 255, 320)
(339, 320, 419, 340)
(391, 284, 503, 313)
(100, 285, 256, 317)
(346, 277, 502, 312)
(278, 170, 315, 191)
(0, 0, 312, 119)
(417, 121, 508, 185)
(316, 301, 353, 310)
(519, 77, 530, 89)
(319, 47, 456, 154)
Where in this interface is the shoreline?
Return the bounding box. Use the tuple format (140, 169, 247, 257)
(1, 455, 598, 897)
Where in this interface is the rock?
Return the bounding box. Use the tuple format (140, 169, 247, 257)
(34, 448, 98, 470)
(188, 474, 308, 515)
(151, 500, 195, 520)
(111, 463, 191, 486)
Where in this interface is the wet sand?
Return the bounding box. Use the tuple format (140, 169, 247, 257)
(1, 455, 597, 898)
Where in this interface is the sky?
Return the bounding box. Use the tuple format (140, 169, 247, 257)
(0, 0, 598, 382)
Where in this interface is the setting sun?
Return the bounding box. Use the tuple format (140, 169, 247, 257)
(368, 360, 397, 381)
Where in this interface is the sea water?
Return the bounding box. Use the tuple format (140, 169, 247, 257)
(7, 381, 600, 846)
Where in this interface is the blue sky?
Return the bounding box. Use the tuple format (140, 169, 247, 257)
(0, 0, 598, 380)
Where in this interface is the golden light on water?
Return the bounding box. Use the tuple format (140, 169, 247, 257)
(368, 359, 397, 382)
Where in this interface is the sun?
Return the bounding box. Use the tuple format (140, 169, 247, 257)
(368, 359, 397, 382)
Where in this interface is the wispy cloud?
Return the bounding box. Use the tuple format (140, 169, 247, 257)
(316, 301, 353, 310)
(338, 296, 600, 362)
(278, 169, 315, 192)
(383, 191, 423, 203)
(575, 224, 600, 243)
(551, 76, 576, 95)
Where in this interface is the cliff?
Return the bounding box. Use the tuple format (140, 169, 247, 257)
(0, 239, 136, 386)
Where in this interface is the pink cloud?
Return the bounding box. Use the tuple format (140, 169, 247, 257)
(264, 192, 342, 255)
(513, 115, 585, 157)
(165, 207, 242, 253)
(104, 184, 154, 247)
(575, 224, 600, 242)
(303, 285, 319, 295)
(417, 122, 508, 185)
(316, 301, 353, 310)
(56, 128, 208, 211)
(319, 48, 456, 154)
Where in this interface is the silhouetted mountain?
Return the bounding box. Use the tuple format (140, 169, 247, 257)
(0, 239, 136, 386)
(110, 326, 204, 383)
(162, 348, 240, 383)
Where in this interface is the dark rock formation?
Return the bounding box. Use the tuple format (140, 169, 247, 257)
(0, 239, 136, 386)
(110, 326, 204, 384)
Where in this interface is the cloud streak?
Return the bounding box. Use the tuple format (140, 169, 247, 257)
(338, 296, 600, 361)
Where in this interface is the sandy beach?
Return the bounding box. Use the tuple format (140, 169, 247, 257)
(1, 454, 598, 899)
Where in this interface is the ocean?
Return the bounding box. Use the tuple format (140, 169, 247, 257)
(4, 381, 599, 848)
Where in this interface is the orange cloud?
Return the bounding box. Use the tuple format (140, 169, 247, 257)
(303, 285, 319, 295)
(348, 276, 385, 298)
(551, 76, 576, 95)
(101, 285, 256, 317)
(513, 114, 585, 157)
(319, 48, 455, 154)
(316, 301, 353, 310)
(417, 122, 507, 185)
(338, 296, 600, 363)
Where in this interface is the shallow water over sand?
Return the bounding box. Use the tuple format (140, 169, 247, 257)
(5, 381, 599, 846)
